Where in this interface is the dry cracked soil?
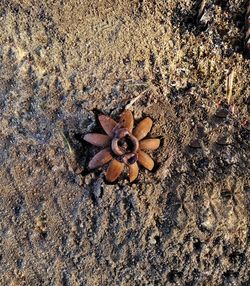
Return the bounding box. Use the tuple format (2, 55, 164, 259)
(0, 0, 249, 285)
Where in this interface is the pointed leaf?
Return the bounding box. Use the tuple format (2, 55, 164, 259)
(105, 159, 124, 182)
(133, 117, 153, 140)
(139, 138, 160, 150)
(88, 148, 112, 169)
(138, 150, 154, 170)
(84, 133, 111, 147)
(98, 115, 117, 137)
(129, 162, 139, 182)
(119, 110, 134, 132)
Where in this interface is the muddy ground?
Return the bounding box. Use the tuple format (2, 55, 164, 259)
(0, 0, 249, 285)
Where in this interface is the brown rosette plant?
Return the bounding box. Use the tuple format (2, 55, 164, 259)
(84, 110, 160, 182)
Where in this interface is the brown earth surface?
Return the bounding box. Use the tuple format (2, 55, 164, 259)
(0, 0, 249, 285)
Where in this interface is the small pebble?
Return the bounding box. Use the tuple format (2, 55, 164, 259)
(215, 108, 228, 118)
(189, 139, 201, 148)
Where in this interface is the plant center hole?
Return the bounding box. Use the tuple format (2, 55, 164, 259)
(118, 135, 134, 153)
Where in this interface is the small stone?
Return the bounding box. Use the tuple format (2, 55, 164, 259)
(242, 121, 250, 131)
(215, 108, 228, 118)
(149, 238, 157, 244)
(75, 167, 84, 174)
(216, 136, 228, 145)
(189, 139, 201, 148)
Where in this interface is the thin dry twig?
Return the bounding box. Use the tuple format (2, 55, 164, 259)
(246, 3, 250, 52)
(60, 131, 73, 155)
(197, 0, 207, 22)
(125, 88, 150, 109)
(61, 131, 85, 173)
(123, 79, 149, 87)
(226, 70, 234, 105)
